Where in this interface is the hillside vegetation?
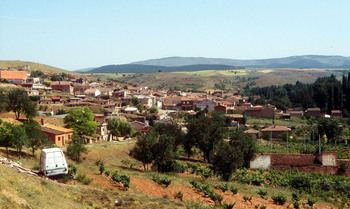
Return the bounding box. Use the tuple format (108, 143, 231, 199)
(0, 60, 79, 75)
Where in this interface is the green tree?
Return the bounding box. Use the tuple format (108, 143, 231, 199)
(23, 118, 52, 157)
(150, 105, 159, 113)
(136, 103, 144, 113)
(11, 124, 28, 158)
(317, 117, 342, 143)
(107, 118, 134, 138)
(64, 107, 98, 137)
(230, 129, 258, 166)
(0, 120, 14, 157)
(185, 111, 227, 162)
(132, 96, 141, 106)
(212, 141, 243, 181)
(7, 88, 37, 119)
(130, 131, 157, 170)
(153, 120, 184, 151)
(67, 134, 88, 162)
(153, 134, 178, 172)
(0, 88, 9, 113)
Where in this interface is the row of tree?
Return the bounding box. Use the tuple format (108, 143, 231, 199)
(131, 111, 258, 180)
(247, 73, 350, 116)
(0, 118, 51, 158)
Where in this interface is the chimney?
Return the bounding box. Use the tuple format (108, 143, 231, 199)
(41, 118, 45, 125)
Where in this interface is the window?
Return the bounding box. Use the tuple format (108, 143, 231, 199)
(58, 137, 60, 141)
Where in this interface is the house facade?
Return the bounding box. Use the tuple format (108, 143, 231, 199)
(261, 125, 291, 139)
(40, 120, 74, 146)
(196, 99, 217, 112)
(51, 81, 72, 94)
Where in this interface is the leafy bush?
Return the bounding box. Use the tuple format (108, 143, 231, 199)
(222, 202, 236, 209)
(152, 175, 172, 188)
(112, 170, 130, 190)
(76, 173, 93, 185)
(260, 204, 266, 209)
(230, 186, 238, 195)
(221, 183, 229, 192)
(189, 180, 223, 204)
(68, 163, 77, 175)
(99, 163, 105, 175)
(271, 193, 287, 205)
(243, 194, 253, 204)
(307, 197, 316, 207)
(256, 189, 268, 200)
(104, 169, 111, 177)
(174, 191, 183, 201)
(63, 163, 77, 182)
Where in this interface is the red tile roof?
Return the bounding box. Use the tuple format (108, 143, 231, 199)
(261, 125, 291, 132)
(0, 71, 28, 80)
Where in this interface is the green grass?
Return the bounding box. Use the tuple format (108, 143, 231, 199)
(246, 116, 308, 128)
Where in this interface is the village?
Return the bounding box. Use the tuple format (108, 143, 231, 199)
(0, 66, 344, 145)
(1, 66, 350, 209)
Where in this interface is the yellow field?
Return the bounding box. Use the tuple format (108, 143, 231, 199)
(175, 69, 247, 76)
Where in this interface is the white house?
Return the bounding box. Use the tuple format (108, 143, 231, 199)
(84, 88, 101, 97)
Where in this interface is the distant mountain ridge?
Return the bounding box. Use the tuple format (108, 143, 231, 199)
(83, 55, 350, 73)
(131, 55, 350, 68)
(89, 64, 241, 74)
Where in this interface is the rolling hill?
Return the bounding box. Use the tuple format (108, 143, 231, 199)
(82, 55, 350, 74)
(0, 60, 79, 75)
(87, 64, 241, 74)
(131, 55, 350, 68)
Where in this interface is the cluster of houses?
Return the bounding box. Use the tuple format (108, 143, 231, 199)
(0, 69, 343, 146)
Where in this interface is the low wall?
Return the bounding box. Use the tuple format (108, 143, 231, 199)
(271, 165, 338, 175)
(268, 153, 315, 166)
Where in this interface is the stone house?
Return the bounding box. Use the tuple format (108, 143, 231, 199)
(196, 99, 217, 112)
(306, 108, 321, 117)
(261, 125, 291, 139)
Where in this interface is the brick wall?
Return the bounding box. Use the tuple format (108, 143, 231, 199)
(271, 165, 338, 174)
(266, 153, 315, 166)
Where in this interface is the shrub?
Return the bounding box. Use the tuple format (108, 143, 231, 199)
(152, 175, 172, 188)
(222, 201, 236, 209)
(271, 193, 287, 205)
(260, 204, 266, 209)
(68, 163, 77, 175)
(174, 191, 183, 201)
(104, 169, 111, 177)
(221, 183, 229, 192)
(99, 163, 105, 175)
(307, 197, 316, 207)
(112, 171, 130, 190)
(230, 186, 238, 195)
(256, 189, 268, 200)
(243, 194, 253, 204)
(76, 173, 93, 185)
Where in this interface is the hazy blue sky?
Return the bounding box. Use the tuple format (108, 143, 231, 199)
(1, 0, 350, 70)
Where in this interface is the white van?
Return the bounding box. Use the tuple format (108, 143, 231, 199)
(40, 148, 68, 176)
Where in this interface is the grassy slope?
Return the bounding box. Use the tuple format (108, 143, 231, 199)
(0, 139, 338, 208)
(95, 68, 342, 91)
(0, 60, 79, 75)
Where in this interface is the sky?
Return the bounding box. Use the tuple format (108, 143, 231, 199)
(1, 0, 350, 70)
